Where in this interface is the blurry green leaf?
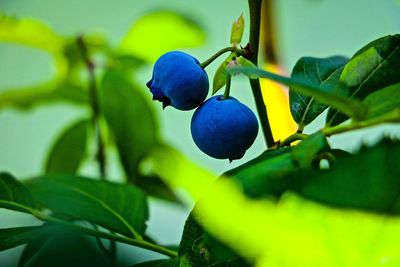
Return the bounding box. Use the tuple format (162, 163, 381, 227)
(149, 145, 400, 267)
(326, 34, 400, 126)
(120, 11, 205, 62)
(99, 70, 158, 180)
(25, 175, 149, 238)
(45, 119, 89, 174)
(230, 14, 244, 45)
(0, 14, 67, 79)
(19, 225, 112, 267)
(212, 53, 236, 95)
(294, 138, 400, 215)
(289, 56, 348, 127)
(0, 225, 58, 252)
(0, 172, 36, 213)
(135, 175, 182, 204)
(131, 259, 179, 267)
(362, 83, 400, 119)
(0, 81, 89, 110)
(231, 66, 366, 120)
(292, 131, 330, 169)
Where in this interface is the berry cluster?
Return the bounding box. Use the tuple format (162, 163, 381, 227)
(147, 51, 258, 161)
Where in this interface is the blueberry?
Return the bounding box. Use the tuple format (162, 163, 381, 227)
(146, 51, 209, 110)
(191, 95, 259, 161)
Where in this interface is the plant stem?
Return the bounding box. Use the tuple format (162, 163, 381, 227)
(223, 74, 232, 99)
(279, 132, 308, 147)
(200, 47, 238, 69)
(248, 0, 275, 148)
(76, 35, 107, 178)
(32, 211, 178, 258)
(322, 109, 400, 137)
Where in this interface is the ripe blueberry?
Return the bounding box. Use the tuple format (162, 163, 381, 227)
(191, 95, 259, 161)
(146, 51, 209, 110)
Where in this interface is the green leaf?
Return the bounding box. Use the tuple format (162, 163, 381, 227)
(25, 175, 149, 238)
(231, 66, 367, 120)
(222, 147, 296, 199)
(289, 56, 348, 127)
(99, 70, 158, 180)
(135, 175, 182, 204)
(293, 138, 400, 214)
(18, 225, 112, 267)
(212, 53, 236, 95)
(326, 34, 400, 126)
(0, 172, 36, 213)
(0, 13, 67, 79)
(230, 14, 244, 45)
(131, 259, 179, 267)
(45, 119, 89, 174)
(292, 131, 330, 169)
(362, 83, 400, 119)
(179, 214, 249, 267)
(0, 225, 58, 252)
(119, 11, 205, 62)
(0, 81, 89, 110)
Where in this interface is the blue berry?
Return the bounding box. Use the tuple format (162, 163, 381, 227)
(191, 95, 259, 161)
(146, 51, 209, 110)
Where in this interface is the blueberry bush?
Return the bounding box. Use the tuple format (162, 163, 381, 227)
(1, 1, 400, 267)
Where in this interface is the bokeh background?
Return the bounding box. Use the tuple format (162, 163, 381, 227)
(1, 0, 400, 266)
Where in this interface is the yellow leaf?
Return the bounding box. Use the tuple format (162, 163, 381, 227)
(260, 64, 297, 141)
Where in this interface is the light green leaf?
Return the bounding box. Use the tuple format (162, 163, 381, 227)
(25, 175, 149, 239)
(362, 83, 400, 119)
(230, 14, 244, 45)
(326, 34, 400, 126)
(0, 81, 89, 110)
(0, 13, 67, 79)
(45, 119, 89, 174)
(0, 172, 36, 213)
(212, 53, 236, 95)
(292, 131, 330, 169)
(119, 11, 205, 62)
(99, 70, 158, 180)
(289, 56, 348, 127)
(231, 66, 367, 120)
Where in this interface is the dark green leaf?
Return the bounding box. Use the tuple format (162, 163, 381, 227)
(179, 214, 249, 267)
(230, 14, 244, 45)
(362, 83, 400, 119)
(293, 138, 400, 214)
(213, 53, 236, 95)
(289, 56, 348, 127)
(224, 147, 298, 199)
(0, 225, 58, 251)
(18, 225, 112, 267)
(131, 259, 179, 267)
(0, 172, 36, 213)
(231, 66, 366, 120)
(45, 119, 89, 174)
(99, 70, 158, 180)
(326, 34, 400, 126)
(292, 131, 330, 169)
(25, 175, 148, 238)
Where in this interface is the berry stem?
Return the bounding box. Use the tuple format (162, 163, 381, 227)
(248, 0, 275, 148)
(223, 73, 232, 99)
(200, 47, 239, 69)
